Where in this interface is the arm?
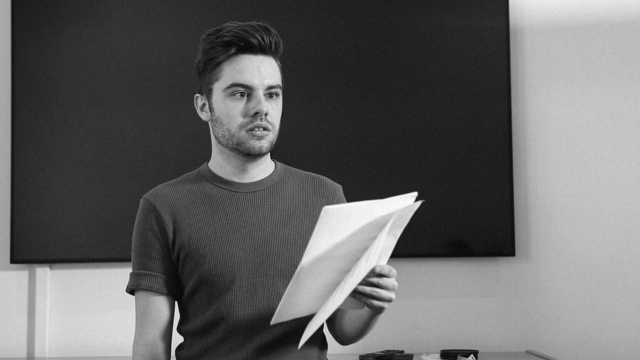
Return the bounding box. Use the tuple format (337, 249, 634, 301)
(133, 290, 176, 360)
(326, 265, 398, 345)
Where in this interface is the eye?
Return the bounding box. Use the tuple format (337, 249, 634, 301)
(266, 91, 281, 100)
(233, 91, 249, 99)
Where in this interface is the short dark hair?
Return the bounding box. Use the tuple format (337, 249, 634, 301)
(195, 21, 283, 101)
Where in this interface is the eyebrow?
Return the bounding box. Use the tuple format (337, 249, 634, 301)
(222, 82, 283, 92)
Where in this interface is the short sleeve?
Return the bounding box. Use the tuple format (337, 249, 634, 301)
(125, 197, 182, 299)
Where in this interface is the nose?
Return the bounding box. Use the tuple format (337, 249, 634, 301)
(249, 94, 269, 119)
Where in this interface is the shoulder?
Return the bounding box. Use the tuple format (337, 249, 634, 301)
(277, 162, 346, 204)
(141, 165, 207, 207)
(280, 162, 341, 188)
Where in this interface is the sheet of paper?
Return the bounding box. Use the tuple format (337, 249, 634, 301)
(270, 192, 419, 325)
(298, 201, 422, 348)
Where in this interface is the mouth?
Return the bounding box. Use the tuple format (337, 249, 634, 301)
(247, 122, 271, 139)
(246, 122, 272, 135)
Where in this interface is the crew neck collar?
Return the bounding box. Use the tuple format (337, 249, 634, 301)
(198, 160, 285, 192)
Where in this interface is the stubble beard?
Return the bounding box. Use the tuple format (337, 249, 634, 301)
(209, 113, 279, 159)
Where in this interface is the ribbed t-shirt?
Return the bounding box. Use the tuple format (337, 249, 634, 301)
(126, 161, 345, 359)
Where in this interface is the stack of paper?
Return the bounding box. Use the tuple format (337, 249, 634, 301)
(270, 192, 423, 348)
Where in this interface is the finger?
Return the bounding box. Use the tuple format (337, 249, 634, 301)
(368, 264, 397, 279)
(358, 276, 398, 291)
(356, 298, 392, 313)
(354, 284, 396, 301)
(350, 287, 395, 313)
(360, 265, 398, 290)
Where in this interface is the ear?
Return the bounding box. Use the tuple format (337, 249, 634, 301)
(194, 93, 212, 121)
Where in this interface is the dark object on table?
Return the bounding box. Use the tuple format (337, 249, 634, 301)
(440, 349, 480, 360)
(393, 354, 415, 359)
(359, 349, 405, 360)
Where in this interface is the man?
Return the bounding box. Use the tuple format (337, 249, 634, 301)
(126, 21, 398, 359)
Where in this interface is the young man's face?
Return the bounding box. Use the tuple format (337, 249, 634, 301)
(208, 54, 283, 158)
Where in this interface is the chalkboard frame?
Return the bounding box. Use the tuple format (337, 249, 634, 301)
(11, 0, 514, 263)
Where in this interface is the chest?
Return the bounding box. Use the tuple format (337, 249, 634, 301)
(171, 193, 323, 297)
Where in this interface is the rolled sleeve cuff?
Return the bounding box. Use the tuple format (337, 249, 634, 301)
(126, 270, 181, 300)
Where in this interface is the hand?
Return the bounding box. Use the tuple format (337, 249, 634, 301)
(350, 265, 398, 313)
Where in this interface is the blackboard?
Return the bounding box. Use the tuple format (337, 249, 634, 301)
(11, 0, 514, 263)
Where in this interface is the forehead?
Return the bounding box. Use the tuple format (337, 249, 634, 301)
(214, 54, 282, 90)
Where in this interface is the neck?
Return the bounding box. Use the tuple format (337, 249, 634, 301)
(208, 145, 275, 183)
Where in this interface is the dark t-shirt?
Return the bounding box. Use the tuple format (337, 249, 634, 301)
(126, 161, 345, 359)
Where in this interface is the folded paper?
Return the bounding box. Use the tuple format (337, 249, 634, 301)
(270, 192, 422, 348)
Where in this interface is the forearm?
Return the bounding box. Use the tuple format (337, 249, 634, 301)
(326, 307, 382, 345)
(132, 290, 175, 360)
(132, 336, 171, 360)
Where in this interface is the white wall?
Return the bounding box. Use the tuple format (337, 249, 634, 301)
(2, 1, 639, 359)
